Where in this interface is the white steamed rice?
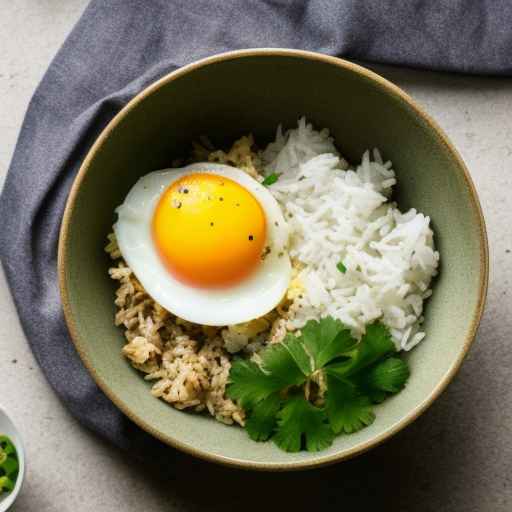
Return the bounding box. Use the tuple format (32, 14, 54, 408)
(262, 118, 439, 351)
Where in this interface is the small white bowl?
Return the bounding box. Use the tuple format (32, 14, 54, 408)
(0, 407, 25, 512)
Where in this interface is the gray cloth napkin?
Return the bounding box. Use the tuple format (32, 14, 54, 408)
(1, 0, 511, 457)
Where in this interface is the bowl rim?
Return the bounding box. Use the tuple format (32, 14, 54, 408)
(58, 48, 489, 471)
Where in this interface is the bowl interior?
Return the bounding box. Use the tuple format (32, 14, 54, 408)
(60, 52, 486, 469)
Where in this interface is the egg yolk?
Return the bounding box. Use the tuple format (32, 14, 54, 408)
(152, 173, 267, 288)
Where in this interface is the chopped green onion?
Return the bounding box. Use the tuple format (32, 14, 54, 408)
(0, 476, 14, 493)
(337, 261, 347, 273)
(262, 173, 280, 186)
(0, 436, 15, 456)
(1, 457, 18, 477)
(0, 435, 18, 495)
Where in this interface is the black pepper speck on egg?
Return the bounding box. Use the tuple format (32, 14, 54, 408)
(261, 246, 271, 260)
(248, 235, 254, 241)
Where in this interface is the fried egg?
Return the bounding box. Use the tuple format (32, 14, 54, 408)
(114, 163, 291, 325)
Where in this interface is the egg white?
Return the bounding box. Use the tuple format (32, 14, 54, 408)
(114, 163, 292, 326)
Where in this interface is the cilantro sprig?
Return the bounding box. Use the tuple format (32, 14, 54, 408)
(227, 318, 410, 453)
(0, 435, 19, 495)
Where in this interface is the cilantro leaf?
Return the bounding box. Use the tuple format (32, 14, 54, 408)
(364, 388, 388, 404)
(283, 334, 313, 375)
(326, 322, 396, 378)
(245, 394, 281, 442)
(300, 317, 356, 370)
(228, 318, 410, 454)
(262, 173, 280, 186)
(260, 342, 307, 386)
(273, 395, 335, 452)
(227, 343, 306, 409)
(226, 359, 283, 409)
(348, 323, 396, 373)
(325, 375, 375, 434)
(336, 261, 347, 273)
(361, 357, 410, 394)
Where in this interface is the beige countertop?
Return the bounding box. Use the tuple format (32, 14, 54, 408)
(1, 2, 511, 511)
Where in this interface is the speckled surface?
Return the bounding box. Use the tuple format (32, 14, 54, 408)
(0, 2, 511, 511)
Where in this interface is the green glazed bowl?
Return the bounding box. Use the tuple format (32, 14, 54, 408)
(58, 49, 488, 471)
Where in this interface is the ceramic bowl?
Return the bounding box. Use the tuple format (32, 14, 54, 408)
(58, 49, 488, 470)
(0, 407, 25, 511)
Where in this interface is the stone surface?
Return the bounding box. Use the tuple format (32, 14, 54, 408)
(1, 2, 511, 511)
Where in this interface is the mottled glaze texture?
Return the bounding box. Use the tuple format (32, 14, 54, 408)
(58, 50, 488, 471)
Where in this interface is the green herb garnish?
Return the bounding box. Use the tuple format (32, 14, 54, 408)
(227, 318, 409, 452)
(0, 435, 19, 495)
(336, 261, 347, 273)
(262, 173, 280, 186)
